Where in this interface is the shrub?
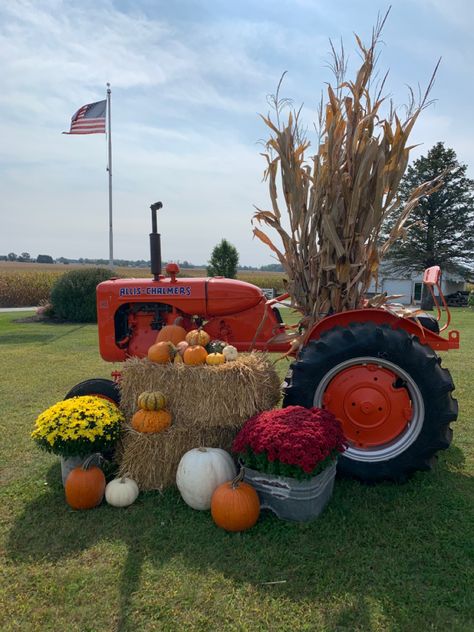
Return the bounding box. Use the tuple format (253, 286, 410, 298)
(468, 292, 474, 309)
(50, 267, 116, 322)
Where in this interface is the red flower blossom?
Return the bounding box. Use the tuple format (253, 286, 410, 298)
(232, 406, 347, 479)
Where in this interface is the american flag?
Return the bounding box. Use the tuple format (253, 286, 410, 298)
(63, 100, 106, 134)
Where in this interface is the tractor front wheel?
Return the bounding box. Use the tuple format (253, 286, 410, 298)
(65, 378, 121, 406)
(283, 322, 458, 482)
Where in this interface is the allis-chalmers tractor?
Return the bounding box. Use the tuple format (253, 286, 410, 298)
(67, 202, 459, 483)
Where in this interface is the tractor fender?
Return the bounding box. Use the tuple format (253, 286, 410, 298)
(306, 308, 459, 351)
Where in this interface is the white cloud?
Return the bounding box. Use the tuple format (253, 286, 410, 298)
(0, 1, 472, 266)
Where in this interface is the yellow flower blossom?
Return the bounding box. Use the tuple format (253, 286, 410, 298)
(31, 395, 124, 457)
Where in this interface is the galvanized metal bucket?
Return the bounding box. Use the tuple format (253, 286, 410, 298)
(243, 460, 337, 522)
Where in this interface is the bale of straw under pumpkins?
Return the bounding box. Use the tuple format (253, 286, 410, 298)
(117, 353, 281, 490)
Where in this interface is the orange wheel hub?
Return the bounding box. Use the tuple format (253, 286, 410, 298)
(322, 363, 412, 448)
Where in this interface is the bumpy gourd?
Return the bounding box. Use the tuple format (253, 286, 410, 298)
(206, 339, 227, 354)
(131, 409, 172, 433)
(131, 392, 172, 433)
(222, 345, 238, 361)
(185, 329, 211, 347)
(206, 352, 225, 366)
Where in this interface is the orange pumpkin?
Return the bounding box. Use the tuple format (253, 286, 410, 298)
(147, 341, 175, 363)
(155, 318, 187, 345)
(65, 457, 106, 510)
(211, 470, 260, 532)
(185, 328, 211, 347)
(131, 408, 172, 433)
(183, 345, 208, 365)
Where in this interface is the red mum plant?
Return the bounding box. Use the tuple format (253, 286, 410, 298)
(232, 406, 347, 480)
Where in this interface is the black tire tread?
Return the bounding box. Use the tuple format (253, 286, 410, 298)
(65, 378, 121, 405)
(283, 322, 457, 483)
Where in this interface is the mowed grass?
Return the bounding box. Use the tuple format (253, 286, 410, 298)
(0, 309, 473, 631)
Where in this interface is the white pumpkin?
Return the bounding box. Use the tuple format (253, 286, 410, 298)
(176, 447, 237, 510)
(222, 345, 238, 362)
(105, 477, 139, 507)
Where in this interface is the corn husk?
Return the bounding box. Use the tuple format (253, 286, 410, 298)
(254, 11, 443, 330)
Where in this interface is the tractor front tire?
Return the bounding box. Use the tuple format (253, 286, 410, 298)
(65, 378, 121, 406)
(283, 322, 457, 483)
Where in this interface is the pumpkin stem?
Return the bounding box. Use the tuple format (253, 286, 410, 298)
(197, 447, 207, 452)
(231, 467, 245, 489)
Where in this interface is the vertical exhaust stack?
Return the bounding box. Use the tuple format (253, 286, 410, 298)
(150, 201, 163, 280)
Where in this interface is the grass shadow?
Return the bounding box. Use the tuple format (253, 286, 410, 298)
(6, 450, 474, 630)
(7, 448, 474, 629)
(0, 324, 87, 346)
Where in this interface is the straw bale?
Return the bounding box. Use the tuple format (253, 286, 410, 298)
(117, 425, 239, 491)
(116, 353, 281, 490)
(119, 353, 281, 427)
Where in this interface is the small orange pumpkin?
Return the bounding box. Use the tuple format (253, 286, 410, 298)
(65, 456, 106, 510)
(211, 469, 260, 532)
(155, 317, 187, 345)
(185, 328, 211, 347)
(131, 408, 172, 433)
(206, 352, 225, 366)
(147, 341, 175, 363)
(183, 345, 208, 365)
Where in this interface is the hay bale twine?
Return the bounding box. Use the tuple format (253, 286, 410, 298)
(117, 353, 281, 490)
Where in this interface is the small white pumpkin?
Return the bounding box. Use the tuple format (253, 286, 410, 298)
(105, 477, 139, 507)
(222, 345, 238, 362)
(176, 447, 237, 510)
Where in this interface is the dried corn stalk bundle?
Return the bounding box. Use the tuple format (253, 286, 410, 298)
(254, 12, 442, 328)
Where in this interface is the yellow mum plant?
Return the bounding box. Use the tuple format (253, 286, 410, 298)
(31, 395, 124, 458)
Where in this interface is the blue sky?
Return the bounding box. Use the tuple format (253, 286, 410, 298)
(1, 0, 473, 266)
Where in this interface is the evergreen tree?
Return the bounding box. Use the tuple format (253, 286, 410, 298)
(383, 142, 474, 276)
(207, 239, 239, 278)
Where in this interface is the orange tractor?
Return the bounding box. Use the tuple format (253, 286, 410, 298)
(67, 202, 459, 483)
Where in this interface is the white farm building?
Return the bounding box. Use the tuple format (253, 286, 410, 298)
(367, 263, 467, 306)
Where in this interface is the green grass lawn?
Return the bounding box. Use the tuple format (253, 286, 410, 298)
(0, 310, 473, 631)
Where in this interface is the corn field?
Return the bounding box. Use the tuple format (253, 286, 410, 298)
(0, 265, 287, 307)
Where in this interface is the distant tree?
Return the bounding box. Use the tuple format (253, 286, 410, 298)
(7, 252, 17, 261)
(0, 255, 7, 261)
(383, 142, 474, 307)
(207, 239, 239, 278)
(260, 263, 284, 272)
(37, 254, 54, 264)
(18, 252, 31, 262)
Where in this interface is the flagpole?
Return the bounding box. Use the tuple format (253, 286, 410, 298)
(106, 83, 113, 267)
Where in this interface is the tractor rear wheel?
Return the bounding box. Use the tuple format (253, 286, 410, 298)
(65, 378, 120, 406)
(283, 322, 458, 482)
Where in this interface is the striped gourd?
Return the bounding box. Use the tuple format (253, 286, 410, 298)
(137, 391, 167, 411)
